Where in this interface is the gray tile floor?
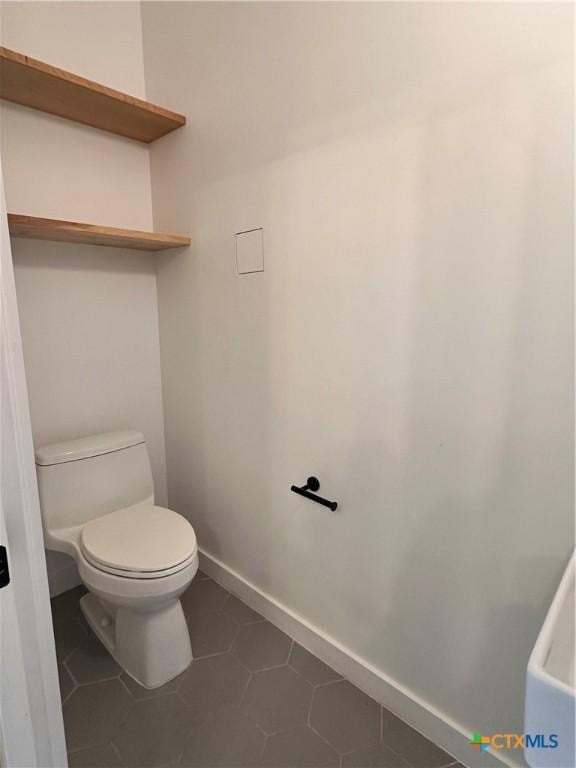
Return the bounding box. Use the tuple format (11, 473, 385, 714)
(53, 573, 460, 768)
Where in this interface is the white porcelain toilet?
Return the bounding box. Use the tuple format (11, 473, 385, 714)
(35, 430, 198, 689)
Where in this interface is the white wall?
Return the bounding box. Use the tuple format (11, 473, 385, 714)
(0, 1, 167, 592)
(0, 1, 153, 228)
(142, 2, 574, 763)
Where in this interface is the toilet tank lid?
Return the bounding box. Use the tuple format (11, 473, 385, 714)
(35, 431, 145, 466)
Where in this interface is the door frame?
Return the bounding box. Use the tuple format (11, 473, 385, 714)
(0, 165, 66, 767)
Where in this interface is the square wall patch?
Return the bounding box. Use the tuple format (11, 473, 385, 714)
(236, 229, 264, 274)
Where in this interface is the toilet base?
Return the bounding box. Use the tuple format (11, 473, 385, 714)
(80, 592, 193, 689)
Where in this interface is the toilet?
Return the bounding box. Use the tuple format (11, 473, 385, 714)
(35, 430, 198, 689)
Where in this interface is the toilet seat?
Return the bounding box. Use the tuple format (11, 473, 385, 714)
(82, 550, 197, 579)
(80, 504, 197, 580)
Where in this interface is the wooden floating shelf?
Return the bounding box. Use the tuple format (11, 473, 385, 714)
(8, 214, 191, 252)
(0, 46, 186, 142)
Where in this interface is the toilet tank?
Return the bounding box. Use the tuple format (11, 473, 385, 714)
(35, 431, 155, 534)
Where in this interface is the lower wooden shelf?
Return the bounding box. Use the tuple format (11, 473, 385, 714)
(7, 214, 190, 252)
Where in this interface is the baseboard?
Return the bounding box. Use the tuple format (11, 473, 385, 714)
(48, 561, 81, 597)
(199, 548, 518, 768)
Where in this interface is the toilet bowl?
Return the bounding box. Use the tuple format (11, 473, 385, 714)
(35, 431, 198, 689)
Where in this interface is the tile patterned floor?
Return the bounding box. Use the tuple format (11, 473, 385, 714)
(53, 573, 461, 768)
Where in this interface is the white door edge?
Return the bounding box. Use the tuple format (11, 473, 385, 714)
(0, 162, 67, 767)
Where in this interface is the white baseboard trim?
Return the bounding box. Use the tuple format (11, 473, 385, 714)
(48, 561, 81, 598)
(199, 548, 518, 768)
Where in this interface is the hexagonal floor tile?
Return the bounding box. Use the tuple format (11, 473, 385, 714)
(231, 621, 291, 671)
(113, 694, 195, 768)
(66, 630, 121, 685)
(342, 743, 410, 767)
(181, 579, 229, 616)
(179, 653, 250, 716)
(310, 680, 380, 754)
(68, 744, 122, 768)
(181, 707, 264, 767)
(187, 610, 239, 658)
(63, 679, 132, 751)
(223, 594, 264, 625)
(261, 725, 340, 767)
(242, 665, 312, 734)
(380, 708, 455, 768)
(289, 643, 342, 686)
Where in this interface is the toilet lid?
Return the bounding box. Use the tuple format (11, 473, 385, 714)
(80, 505, 197, 575)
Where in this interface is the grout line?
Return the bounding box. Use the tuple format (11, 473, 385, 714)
(259, 731, 269, 759)
(62, 657, 80, 688)
(263, 724, 307, 738)
(243, 659, 293, 674)
(380, 738, 417, 766)
(306, 686, 313, 726)
(239, 617, 267, 626)
(313, 678, 341, 690)
(307, 718, 343, 757)
(254, 720, 268, 740)
(289, 661, 303, 677)
(223, 611, 267, 630)
(237, 668, 253, 711)
(191, 648, 234, 662)
(109, 742, 123, 765)
(61, 684, 76, 705)
(117, 675, 135, 700)
(73, 672, 123, 688)
(230, 650, 253, 674)
(289, 661, 323, 688)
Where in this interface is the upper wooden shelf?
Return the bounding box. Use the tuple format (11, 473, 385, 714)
(0, 47, 186, 142)
(8, 214, 191, 252)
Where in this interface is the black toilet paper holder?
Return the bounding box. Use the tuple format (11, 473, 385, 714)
(290, 477, 338, 511)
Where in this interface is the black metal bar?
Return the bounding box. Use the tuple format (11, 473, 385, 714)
(0, 546, 10, 588)
(290, 477, 338, 511)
